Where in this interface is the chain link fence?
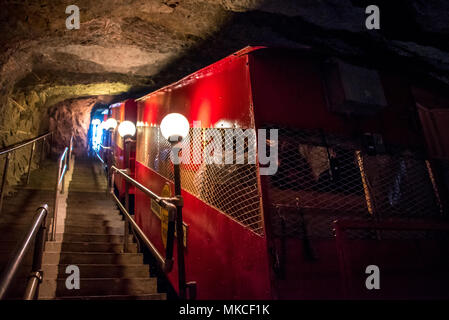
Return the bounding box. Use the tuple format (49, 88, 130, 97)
(138, 126, 264, 235)
(266, 127, 442, 240)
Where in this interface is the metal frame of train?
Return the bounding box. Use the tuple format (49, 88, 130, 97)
(103, 46, 449, 299)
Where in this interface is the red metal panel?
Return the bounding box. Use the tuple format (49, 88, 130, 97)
(134, 48, 272, 299)
(135, 163, 271, 299)
(138, 50, 257, 129)
(248, 49, 423, 147)
(417, 104, 449, 159)
(248, 48, 434, 299)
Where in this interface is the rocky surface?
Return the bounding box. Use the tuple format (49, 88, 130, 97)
(0, 0, 448, 186)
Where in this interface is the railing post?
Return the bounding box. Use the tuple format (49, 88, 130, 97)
(0, 204, 48, 300)
(51, 159, 62, 241)
(26, 142, 36, 185)
(0, 153, 11, 215)
(67, 135, 73, 172)
(40, 137, 46, 165)
(173, 162, 186, 300)
(49, 133, 53, 158)
(24, 207, 47, 300)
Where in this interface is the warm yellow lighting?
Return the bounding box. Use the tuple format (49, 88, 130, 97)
(118, 120, 136, 138)
(104, 118, 117, 130)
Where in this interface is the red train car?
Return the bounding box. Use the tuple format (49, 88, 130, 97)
(126, 47, 448, 299)
(109, 99, 138, 200)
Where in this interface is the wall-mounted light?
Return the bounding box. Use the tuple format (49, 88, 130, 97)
(159, 112, 189, 299)
(160, 113, 190, 143)
(118, 120, 136, 138)
(104, 118, 118, 130)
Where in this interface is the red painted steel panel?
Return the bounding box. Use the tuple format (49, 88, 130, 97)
(248, 49, 424, 147)
(135, 163, 271, 299)
(122, 46, 445, 299)
(134, 48, 272, 299)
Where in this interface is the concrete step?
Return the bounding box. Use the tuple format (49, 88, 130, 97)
(62, 225, 124, 235)
(38, 278, 157, 298)
(59, 219, 124, 228)
(54, 233, 132, 243)
(44, 241, 136, 253)
(66, 203, 117, 210)
(48, 293, 166, 300)
(68, 192, 111, 199)
(63, 214, 123, 223)
(66, 208, 120, 215)
(42, 252, 143, 264)
(42, 264, 149, 278)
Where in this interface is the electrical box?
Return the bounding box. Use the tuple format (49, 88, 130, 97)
(323, 59, 388, 116)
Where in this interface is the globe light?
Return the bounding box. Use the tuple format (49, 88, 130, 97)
(91, 119, 101, 126)
(104, 118, 117, 130)
(118, 120, 136, 138)
(160, 113, 190, 143)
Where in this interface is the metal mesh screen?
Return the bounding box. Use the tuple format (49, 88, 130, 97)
(266, 128, 442, 240)
(139, 126, 264, 235)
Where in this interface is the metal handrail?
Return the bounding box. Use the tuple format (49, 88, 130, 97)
(0, 204, 49, 300)
(51, 135, 73, 241)
(109, 166, 176, 272)
(0, 132, 52, 156)
(0, 132, 53, 214)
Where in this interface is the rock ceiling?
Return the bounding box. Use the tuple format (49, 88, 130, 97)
(0, 0, 448, 147)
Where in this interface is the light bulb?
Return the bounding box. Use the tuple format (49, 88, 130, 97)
(160, 113, 190, 142)
(91, 119, 101, 126)
(118, 120, 136, 138)
(104, 118, 117, 130)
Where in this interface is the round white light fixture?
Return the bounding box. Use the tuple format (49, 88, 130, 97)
(160, 113, 190, 143)
(104, 118, 118, 130)
(91, 119, 101, 126)
(118, 120, 136, 138)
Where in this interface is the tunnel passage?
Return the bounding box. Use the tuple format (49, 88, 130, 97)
(1, 0, 449, 301)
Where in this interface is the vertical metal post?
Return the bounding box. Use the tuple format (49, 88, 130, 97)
(124, 138, 130, 212)
(51, 160, 62, 241)
(26, 142, 36, 185)
(355, 151, 375, 216)
(49, 133, 53, 158)
(425, 160, 445, 215)
(67, 137, 71, 172)
(40, 137, 46, 165)
(0, 153, 11, 215)
(24, 208, 47, 300)
(334, 222, 350, 299)
(355, 151, 381, 239)
(123, 137, 130, 253)
(173, 160, 186, 300)
(61, 169, 65, 194)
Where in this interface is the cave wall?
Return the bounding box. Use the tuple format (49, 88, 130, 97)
(0, 0, 448, 189)
(48, 98, 97, 157)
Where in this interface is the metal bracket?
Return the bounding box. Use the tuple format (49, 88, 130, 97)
(28, 271, 43, 283)
(162, 196, 184, 207)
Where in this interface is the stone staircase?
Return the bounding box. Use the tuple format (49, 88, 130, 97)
(0, 159, 57, 299)
(38, 158, 165, 300)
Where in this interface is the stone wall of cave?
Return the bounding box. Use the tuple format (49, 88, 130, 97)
(1, 0, 449, 191)
(48, 98, 96, 157)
